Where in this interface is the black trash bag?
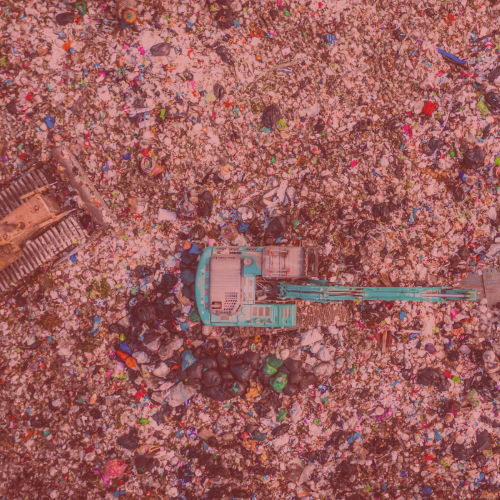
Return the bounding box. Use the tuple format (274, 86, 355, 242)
(150, 42, 171, 56)
(475, 430, 492, 452)
(153, 297, 173, 320)
(484, 92, 500, 114)
(180, 250, 199, 268)
(216, 352, 229, 370)
(262, 104, 281, 129)
(214, 45, 234, 65)
(416, 368, 450, 392)
(202, 385, 233, 401)
(422, 137, 444, 156)
(197, 190, 213, 217)
(446, 350, 459, 362)
(185, 362, 204, 381)
(230, 360, 254, 382)
(200, 357, 218, 370)
(6, 101, 17, 115)
(220, 369, 235, 381)
(213, 83, 225, 100)
(264, 216, 286, 240)
(182, 284, 196, 301)
(462, 147, 485, 170)
(181, 268, 195, 285)
(474, 373, 499, 402)
(284, 358, 303, 373)
(158, 273, 178, 292)
(202, 369, 222, 388)
(55, 12, 74, 25)
(131, 303, 157, 327)
(214, 9, 234, 29)
(135, 454, 158, 474)
(117, 428, 139, 450)
(288, 370, 303, 386)
(283, 383, 298, 396)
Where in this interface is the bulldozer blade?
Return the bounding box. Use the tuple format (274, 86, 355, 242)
(51, 147, 113, 228)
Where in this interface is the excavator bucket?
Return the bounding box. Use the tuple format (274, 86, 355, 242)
(457, 270, 500, 307)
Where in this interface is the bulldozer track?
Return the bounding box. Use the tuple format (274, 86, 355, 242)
(0, 170, 49, 219)
(0, 214, 88, 292)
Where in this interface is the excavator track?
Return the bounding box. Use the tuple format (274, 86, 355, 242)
(0, 214, 88, 293)
(235, 302, 351, 336)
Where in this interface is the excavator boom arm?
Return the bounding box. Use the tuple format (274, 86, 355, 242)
(278, 281, 477, 303)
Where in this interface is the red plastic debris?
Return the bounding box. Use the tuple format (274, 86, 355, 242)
(421, 101, 437, 116)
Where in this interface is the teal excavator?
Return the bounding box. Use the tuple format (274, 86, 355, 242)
(195, 246, 499, 328)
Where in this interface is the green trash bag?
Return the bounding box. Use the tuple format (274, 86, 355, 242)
(271, 372, 288, 393)
(264, 355, 283, 376)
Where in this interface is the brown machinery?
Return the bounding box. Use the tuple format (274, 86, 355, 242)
(0, 148, 111, 293)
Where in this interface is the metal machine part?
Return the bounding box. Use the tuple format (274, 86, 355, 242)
(0, 150, 109, 294)
(195, 246, 480, 328)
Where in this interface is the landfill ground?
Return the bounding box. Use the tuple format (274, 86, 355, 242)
(0, 1, 499, 499)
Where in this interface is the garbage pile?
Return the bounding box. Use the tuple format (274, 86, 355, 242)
(0, 1, 499, 499)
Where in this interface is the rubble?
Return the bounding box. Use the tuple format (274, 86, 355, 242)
(0, 1, 499, 498)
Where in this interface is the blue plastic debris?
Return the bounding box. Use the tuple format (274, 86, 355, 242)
(69, 253, 78, 263)
(88, 316, 101, 337)
(325, 33, 336, 45)
(119, 342, 132, 355)
(437, 48, 467, 66)
(181, 350, 197, 370)
(422, 485, 432, 496)
(399, 311, 407, 321)
(189, 242, 202, 255)
(237, 221, 249, 233)
(347, 432, 361, 444)
(44, 114, 55, 129)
